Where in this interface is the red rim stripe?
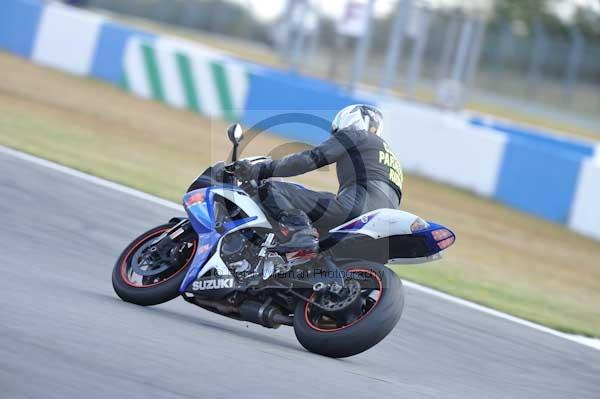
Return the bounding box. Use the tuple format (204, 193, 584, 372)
(120, 228, 197, 288)
(304, 268, 384, 333)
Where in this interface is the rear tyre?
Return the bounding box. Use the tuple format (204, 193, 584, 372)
(112, 223, 197, 306)
(293, 261, 404, 358)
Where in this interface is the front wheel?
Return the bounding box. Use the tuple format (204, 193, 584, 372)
(112, 223, 197, 306)
(293, 261, 404, 358)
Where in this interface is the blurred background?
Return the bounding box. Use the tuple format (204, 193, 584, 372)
(80, 0, 600, 134)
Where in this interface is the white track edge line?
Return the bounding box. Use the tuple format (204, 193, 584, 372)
(2, 145, 599, 352)
(400, 281, 600, 350)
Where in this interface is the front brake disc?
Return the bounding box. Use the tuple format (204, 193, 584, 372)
(130, 242, 172, 277)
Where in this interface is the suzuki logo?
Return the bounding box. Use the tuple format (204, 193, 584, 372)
(192, 278, 234, 291)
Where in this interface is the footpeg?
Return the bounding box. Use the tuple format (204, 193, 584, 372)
(312, 282, 326, 292)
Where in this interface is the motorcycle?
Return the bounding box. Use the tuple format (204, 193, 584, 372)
(112, 124, 456, 358)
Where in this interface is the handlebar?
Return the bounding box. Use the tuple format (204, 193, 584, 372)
(223, 162, 236, 173)
(223, 162, 259, 192)
(222, 162, 237, 186)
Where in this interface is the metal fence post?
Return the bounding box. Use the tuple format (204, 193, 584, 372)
(277, 0, 297, 65)
(435, 15, 475, 109)
(405, 7, 432, 99)
(437, 14, 459, 81)
(563, 26, 584, 103)
(451, 16, 474, 83)
(379, 0, 412, 93)
(328, 34, 347, 81)
(290, 2, 309, 72)
(527, 21, 546, 98)
(182, 0, 201, 28)
(349, 0, 375, 92)
(154, 0, 175, 24)
(306, 15, 321, 63)
(241, 0, 255, 42)
(464, 17, 487, 87)
(492, 22, 513, 86)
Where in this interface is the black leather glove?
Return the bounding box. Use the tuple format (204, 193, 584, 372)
(233, 160, 260, 182)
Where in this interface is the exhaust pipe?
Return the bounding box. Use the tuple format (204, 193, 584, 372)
(193, 298, 237, 314)
(193, 298, 293, 328)
(239, 300, 293, 328)
(272, 313, 294, 326)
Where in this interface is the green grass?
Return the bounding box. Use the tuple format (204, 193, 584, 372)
(0, 98, 196, 202)
(392, 263, 599, 337)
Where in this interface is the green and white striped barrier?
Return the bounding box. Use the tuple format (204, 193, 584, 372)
(122, 38, 249, 121)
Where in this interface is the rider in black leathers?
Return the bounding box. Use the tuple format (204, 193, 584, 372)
(233, 104, 403, 254)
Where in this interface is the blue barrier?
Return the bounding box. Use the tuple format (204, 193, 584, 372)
(243, 69, 367, 145)
(0, 0, 43, 58)
(470, 116, 596, 158)
(246, 63, 355, 94)
(495, 137, 583, 223)
(90, 22, 155, 84)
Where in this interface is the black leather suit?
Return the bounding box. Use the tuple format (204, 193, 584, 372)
(253, 128, 403, 230)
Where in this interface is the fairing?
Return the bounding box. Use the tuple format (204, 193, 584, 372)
(327, 209, 455, 263)
(179, 183, 455, 290)
(179, 186, 271, 293)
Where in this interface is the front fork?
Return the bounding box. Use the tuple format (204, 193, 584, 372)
(148, 218, 193, 260)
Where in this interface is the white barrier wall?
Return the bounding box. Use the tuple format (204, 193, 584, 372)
(380, 100, 506, 197)
(123, 37, 249, 121)
(569, 159, 600, 240)
(32, 2, 103, 76)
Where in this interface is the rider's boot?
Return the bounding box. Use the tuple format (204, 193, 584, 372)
(275, 210, 319, 255)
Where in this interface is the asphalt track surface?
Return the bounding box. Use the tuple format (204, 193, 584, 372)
(1, 149, 599, 399)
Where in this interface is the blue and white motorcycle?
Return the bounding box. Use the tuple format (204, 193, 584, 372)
(112, 124, 456, 358)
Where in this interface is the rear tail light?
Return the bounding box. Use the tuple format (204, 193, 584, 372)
(432, 228, 455, 249)
(437, 236, 455, 249)
(432, 228, 452, 241)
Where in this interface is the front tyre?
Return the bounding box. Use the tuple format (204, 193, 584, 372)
(112, 223, 197, 306)
(293, 261, 404, 358)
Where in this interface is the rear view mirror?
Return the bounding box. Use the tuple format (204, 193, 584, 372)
(227, 124, 244, 162)
(227, 123, 244, 144)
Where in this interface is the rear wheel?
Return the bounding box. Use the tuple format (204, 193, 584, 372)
(293, 261, 404, 358)
(112, 223, 197, 306)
